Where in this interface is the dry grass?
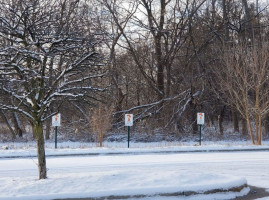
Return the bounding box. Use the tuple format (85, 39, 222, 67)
(91, 104, 112, 147)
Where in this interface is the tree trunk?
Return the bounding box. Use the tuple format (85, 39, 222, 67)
(246, 115, 255, 144)
(115, 88, 125, 124)
(12, 112, 23, 137)
(265, 115, 269, 134)
(33, 122, 47, 179)
(222, 0, 230, 41)
(155, 39, 165, 100)
(232, 110, 239, 133)
(45, 119, 51, 140)
(241, 118, 248, 135)
(166, 63, 171, 98)
(218, 106, 225, 135)
(98, 131, 103, 147)
(190, 98, 198, 134)
(257, 113, 262, 145)
(154, 0, 166, 100)
(242, 0, 254, 41)
(1, 111, 16, 139)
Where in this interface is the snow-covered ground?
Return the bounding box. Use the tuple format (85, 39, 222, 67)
(0, 141, 269, 200)
(1, 140, 269, 158)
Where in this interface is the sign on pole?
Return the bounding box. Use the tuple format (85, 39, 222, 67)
(125, 114, 133, 148)
(52, 114, 61, 127)
(52, 113, 61, 149)
(197, 113, 205, 125)
(197, 112, 205, 146)
(125, 114, 133, 126)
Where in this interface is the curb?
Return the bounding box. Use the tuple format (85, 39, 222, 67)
(54, 184, 249, 200)
(1, 148, 269, 159)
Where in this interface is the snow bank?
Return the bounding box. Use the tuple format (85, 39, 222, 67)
(2, 141, 268, 200)
(0, 170, 248, 200)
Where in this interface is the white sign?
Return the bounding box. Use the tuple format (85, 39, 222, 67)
(52, 113, 61, 127)
(125, 114, 133, 126)
(197, 113, 205, 125)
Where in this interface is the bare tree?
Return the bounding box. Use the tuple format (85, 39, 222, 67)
(98, 0, 208, 133)
(214, 43, 269, 144)
(0, 0, 106, 179)
(91, 103, 112, 147)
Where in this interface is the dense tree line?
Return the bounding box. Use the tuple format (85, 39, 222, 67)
(98, 0, 269, 144)
(0, 0, 269, 178)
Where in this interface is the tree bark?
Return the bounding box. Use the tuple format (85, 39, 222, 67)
(114, 87, 125, 125)
(12, 112, 23, 137)
(241, 118, 248, 135)
(265, 115, 269, 134)
(242, 0, 254, 41)
(190, 98, 198, 134)
(256, 113, 262, 145)
(154, 32, 165, 100)
(45, 119, 51, 140)
(232, 109, 239, 133)
(1, 111, 16, 139)
(218, 106, 225, 135)
(98, 131, 104, 147)
(222, 0, 230, 41)
(246, 115, 255, 144)
(33, 122, 47, 179)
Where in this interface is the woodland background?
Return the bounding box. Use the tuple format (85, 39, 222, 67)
(1, 0, 269, 146)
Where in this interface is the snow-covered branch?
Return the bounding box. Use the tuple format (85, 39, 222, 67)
(114, 89, 190, 114)
(0, 104, 33, 120)
(0, 0, 107, 126)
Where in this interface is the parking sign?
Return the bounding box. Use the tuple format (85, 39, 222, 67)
(197, 113, 205, 125)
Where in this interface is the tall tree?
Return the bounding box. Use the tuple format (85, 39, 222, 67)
(0, 0, 106, 179)
(100, 0, 208, 132)
(213, 43, 269, 144)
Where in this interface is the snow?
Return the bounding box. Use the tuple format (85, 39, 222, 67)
(0, 169, 248, 200)
(26, 97, 34, 107)
(35, 93, 39, 100)
(0, 141, 269, 200)
(1, 140, 269, 158)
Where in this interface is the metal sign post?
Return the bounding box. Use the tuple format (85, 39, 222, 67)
(55, 126, 58, 149)
(199, 124, 202, 145)
(128, 126, 130, 148)
(52, 114, 61, 149)
(125, 114, 133, 148)
(197, 113, 205, 145)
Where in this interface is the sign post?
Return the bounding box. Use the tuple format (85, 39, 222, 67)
(125, 114, 133, 148)
(127, 126, 130, 148)
(197, 113, 205, 145)
(52, 113, 61, 149)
